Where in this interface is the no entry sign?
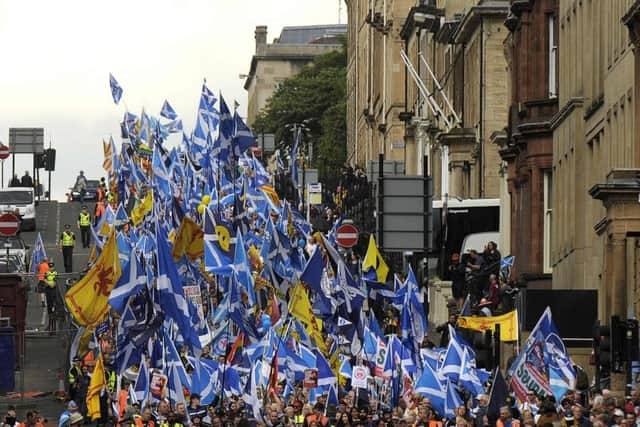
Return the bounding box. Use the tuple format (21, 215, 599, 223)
(0, 144, 9, 161)
(336, 223, 359, 248)
(0, 213, 20, 236)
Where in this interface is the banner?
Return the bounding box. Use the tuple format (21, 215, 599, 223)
(457, 309, 519, 342)
(150, 372, 168, 401)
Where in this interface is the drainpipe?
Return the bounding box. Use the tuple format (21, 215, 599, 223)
(479, 18, 485, 198)
(382, 0, 387, 156)
(355, 1, 359, 165)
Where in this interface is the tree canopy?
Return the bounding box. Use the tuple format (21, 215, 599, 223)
(254, 43, 347, 189)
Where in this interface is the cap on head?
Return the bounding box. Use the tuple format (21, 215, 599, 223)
(65, 224, 71, 229)
(67, 400, 78, 410)
(48, 262, 54, 267)
(69, 413, 84, 425)
(81, 205, 87, 209)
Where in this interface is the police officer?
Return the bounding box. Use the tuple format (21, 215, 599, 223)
(60, 224, 75, 273)
(45, 261, 58, 332)
(68, 357, 82, 401)
(77, 206, 91, 248)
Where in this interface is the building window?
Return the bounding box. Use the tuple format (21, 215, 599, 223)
(548, 14, 558, 98)
(543, 170, 553, 273)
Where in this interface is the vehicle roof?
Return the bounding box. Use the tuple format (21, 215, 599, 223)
(0, 187, 34, 192)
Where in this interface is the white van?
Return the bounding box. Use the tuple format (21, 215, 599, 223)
(460, 231, 500, 255)
(0, 187, 36, 231)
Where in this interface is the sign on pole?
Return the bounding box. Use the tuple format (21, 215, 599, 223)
(0, 214, 20, 236)
(0, 144, 10, 161)
(336, 223, 359, 248)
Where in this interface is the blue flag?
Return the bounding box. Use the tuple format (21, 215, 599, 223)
(160, 100, 178, 120)
(109, 73, 123, 104)
(30, 233, 46, 273)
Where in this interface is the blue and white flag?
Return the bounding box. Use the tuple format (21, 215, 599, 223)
(109, 73, 123, 104)
(414, 360, 445, 416)
(160, 100, 178, 120)
(109, 251, 146, 315)
(134, 356, 150, 408)
(459, 348, 484, 397)
(30, 233, 46, 273)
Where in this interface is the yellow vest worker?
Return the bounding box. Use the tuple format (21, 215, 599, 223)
(44, 262, 58, 323)
(60, 225, 75, 274)
(77, 207, 92, 249)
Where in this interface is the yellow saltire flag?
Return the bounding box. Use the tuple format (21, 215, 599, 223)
(457, 309, 519, 342)
(172, 217, 204, 261)
(65, 231, 122, 327)
(130, 191, 153, 226)
(362, 235, 389, 283)
(102, 139, 113, 173)
(86, 353, 106, 420)
(289, 283, 326, 353)
(259, 185, 280, 209)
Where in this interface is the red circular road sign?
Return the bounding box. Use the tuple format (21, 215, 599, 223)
(0, 213, 20, 236)
(336, 223, 359, 248)
(0, 144, 9, 161)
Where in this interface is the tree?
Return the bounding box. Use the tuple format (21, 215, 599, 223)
(254, 42, 347, 190)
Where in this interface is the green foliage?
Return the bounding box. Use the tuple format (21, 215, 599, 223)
(255, 45, 347, 186)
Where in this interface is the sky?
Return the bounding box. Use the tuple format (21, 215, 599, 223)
(0, 0, 347, 200)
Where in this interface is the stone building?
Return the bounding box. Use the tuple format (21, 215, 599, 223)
(498, 0, 558, 288)
(244, 24, 346, 127)
(548, 0, 640, 321)
(398, 0, 510, 202)
(345, 0, 416, 172)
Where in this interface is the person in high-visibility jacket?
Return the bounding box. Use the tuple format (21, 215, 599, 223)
(94, 201, 106, 226)
(68, 357, 82, 401)
(45, 261, 58, 333)
(77, 205, 91, 249)
(60, 224, 75, 273)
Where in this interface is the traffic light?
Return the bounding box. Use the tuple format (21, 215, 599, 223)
(474, 330, 494, 370)
(611, 315, 625, 373)
(623, 319, 639, 361)
(44, 148, 56, 171)
(35, 153, 45, 169)
(599, 323, 612, 374)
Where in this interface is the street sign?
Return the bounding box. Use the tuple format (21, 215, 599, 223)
(0, 144, 9, 160)
(308, 182, 322, 205)
(336, 223, 359, 248)
(0, 214, 20, 236)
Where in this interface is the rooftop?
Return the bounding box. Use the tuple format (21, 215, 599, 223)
(275, 24, 346, 45)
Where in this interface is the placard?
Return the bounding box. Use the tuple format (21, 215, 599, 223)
(149, 372, 168, 400)
(351, 365, 369, 389)
(183, 285, 204, 319)
(303, 368, 318, 389)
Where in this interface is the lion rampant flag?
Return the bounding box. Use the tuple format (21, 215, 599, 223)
(457, 309, 519, 342)
(86, 353, 106, 420)
(172, 216, 204, 261)
(65, 230, 122, 327)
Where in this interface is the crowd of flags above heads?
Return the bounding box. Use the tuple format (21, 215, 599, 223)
(58, 74, 579, 420)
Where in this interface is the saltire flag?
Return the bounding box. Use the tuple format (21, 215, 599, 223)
(134, 356, 150, 409)
(29, 233, 46, 273)
(233, 230, 256, 306)
(109, 73, 123, 104)
(444, 380, 464, 419)
(160, 100, 178, 120)
(362, 235, 389, 283)
(459, 348, 484, 397)
(500, 255, 515, 280)
(108, 250, 146, 315)
(232, 111, 255, 158)
(156, 224, 202, 353)
(203, 207, 234, 273)
(290, 129, 301, 192)
(440, 331, 464, 381)
(65, 230, 122, 327)
(414, 359, 446, 417)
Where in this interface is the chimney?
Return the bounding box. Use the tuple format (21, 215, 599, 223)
(255, 26, 267, 55)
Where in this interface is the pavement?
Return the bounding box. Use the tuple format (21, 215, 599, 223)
(0, 200, 93, 423)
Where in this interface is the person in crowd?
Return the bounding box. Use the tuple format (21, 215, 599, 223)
(45, 261, 58, 331)
(188, 394, 207, 421)
(59, 224, 75, 273)
(77, 205, 92, 248)
(448, 253, 467, 308)
(20, 171, 33, 188)
(483, 241, 502, 275)
(36, 256, 49, 308)
(59, 401, 79, 427)
(75, 171, 88, 203)
(9, 175, 20, 187)
(67, 358, 82, 402)
(436, 314, 458, 347)
(487, 274, 500, 310)
(497, 406, 519, 427)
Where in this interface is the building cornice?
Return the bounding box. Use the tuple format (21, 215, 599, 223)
(549, 97, 585, 130)
(453, 1, 510, 44)
(623, 0, 640, 47)
(399, 5, 445, 41)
